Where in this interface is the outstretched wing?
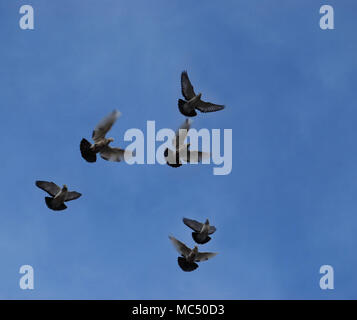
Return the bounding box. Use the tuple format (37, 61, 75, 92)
(195, 100, 225, 113)
(183, 218, 203, 232)
(65, 191, 82, 202)
(172, 118, 191, 149)
(100, 146, 132, 162)
(208, 226, 217, 235)
(181, 150, 211, 163)
(169, 236, 191, 258)
(181, 71, 196, 100)
(35, 181, 61, 197)
(195, 252, 218, 262)
(92, 110, 121, 142)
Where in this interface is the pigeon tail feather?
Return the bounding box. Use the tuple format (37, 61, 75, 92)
(80, 138, 97, 163)
(45, 197, 67, 211)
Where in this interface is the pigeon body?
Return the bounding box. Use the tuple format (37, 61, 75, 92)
(178, 71, 224, 117)
(183, 218, 217, 244)
(80, 110, 132, 163)
(169, 236, 217, 272)
(35, 181, 81, 211)
(164, 119, 210, 167)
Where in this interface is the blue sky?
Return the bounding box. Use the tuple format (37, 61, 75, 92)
(0, 0, 356, 299)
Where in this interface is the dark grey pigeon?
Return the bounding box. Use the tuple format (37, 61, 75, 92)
(35, 181, 81, 211)
(164, 119, 210, 167)
(183, 218, 217, 244)
(80, 110, 132, 163)
(169, 236, 217, 272)
(178, 71, 225, 117)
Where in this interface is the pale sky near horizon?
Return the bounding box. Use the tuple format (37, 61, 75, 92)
(1, 0, 356, 299)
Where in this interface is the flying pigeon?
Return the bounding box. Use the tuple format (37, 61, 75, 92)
(35, 180, 81, 211)
(164, 119, 210, 167)
(169, 236, 217, 272)
(178, 71, 225, 117)
(183, 218, 217, 244)
(80, 110, 132, 163)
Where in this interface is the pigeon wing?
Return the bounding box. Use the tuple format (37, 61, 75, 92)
(195, 100, 225, 113)
(181, 71, 196, 100)
(92, 110, 121, 142)
(65, 191, 82, 202)
(195, 252, 218, 262)
(183, 218, 203, 232)
(208, 226, 217, 235)
(169, 236, 191, 257)
(35, 181, 61, 197)
(99, 146, 131, 162)
(181, 150, 211, 163)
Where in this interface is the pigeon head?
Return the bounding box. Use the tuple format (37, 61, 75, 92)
(62, 184, 68, 190)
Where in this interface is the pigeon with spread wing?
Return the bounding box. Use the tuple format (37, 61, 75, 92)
(183, 218, 217, 244)
(178, 71, 225, 117)
(164, 119, 210, 167)
(169, 236, 218, 272)
(35, 180, 81, 211)
(80, 110, 132, 163)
